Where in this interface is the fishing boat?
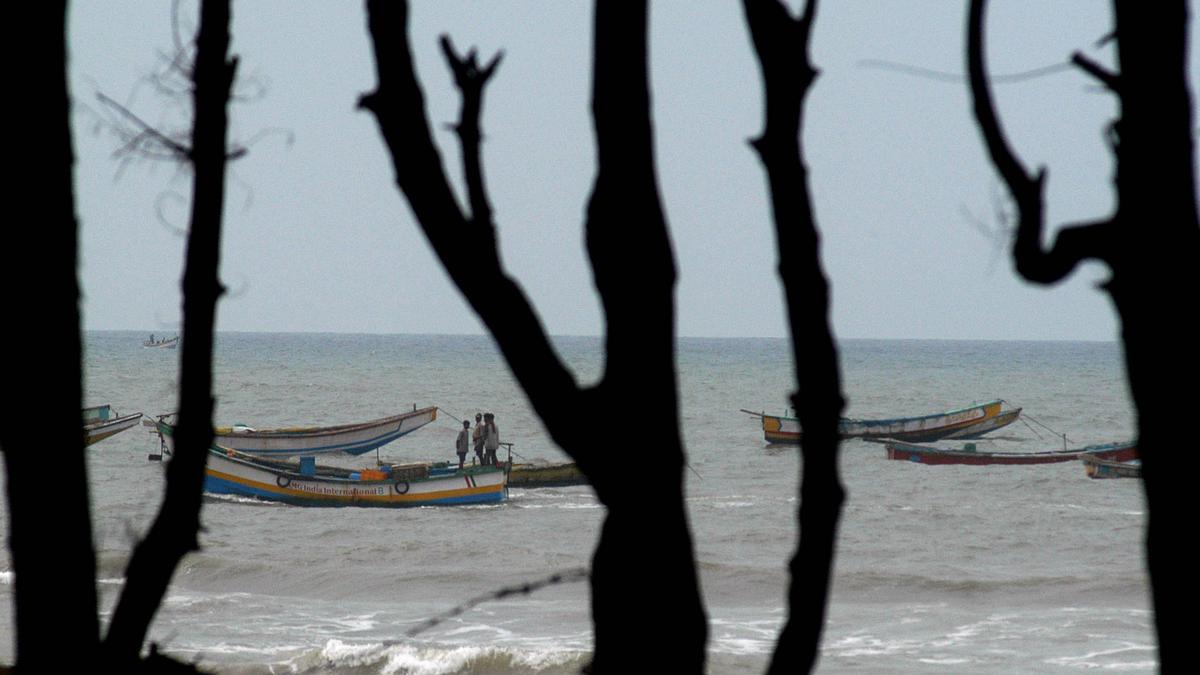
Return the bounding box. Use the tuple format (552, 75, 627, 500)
(507, 460, 587, 488)
(83, 404, 143, 446)
(143, 335, 179, 349)
(1081, 453, 1142, 479)
(153, 406, 438, 457)
(203, 446, 508, 507)
(941, 408, 1022, 439)
(883, 439, 1138, 466)
(744, 399, 1021, 444)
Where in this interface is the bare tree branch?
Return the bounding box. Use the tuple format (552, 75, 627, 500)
(742, 1, 846, 672)
(358, 0, 581, 453)
(406, 567, 588, 637)
(96, 91, 191, 160)
(439, 35, 503, 229)
(1071, 51, 1120, 91)
(966, 0, 1114, 284)
(360, 2, 708, 670)
(103, 0, 236, 663)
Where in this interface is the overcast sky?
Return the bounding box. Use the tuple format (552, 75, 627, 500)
(69, 2, 1198, 340)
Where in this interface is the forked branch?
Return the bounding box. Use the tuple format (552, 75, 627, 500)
(439, 36, 503, 229)
(966, 0, 1115, 284)
(358, 0, 581, 454)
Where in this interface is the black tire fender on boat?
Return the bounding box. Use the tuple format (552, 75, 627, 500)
(276, 474, 291, 488)
(394, 480, 410, 495)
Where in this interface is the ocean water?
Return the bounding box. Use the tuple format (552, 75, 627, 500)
(0, 332, 1152, 673)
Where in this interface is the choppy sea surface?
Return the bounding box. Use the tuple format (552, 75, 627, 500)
(0, 332, 1151, 672)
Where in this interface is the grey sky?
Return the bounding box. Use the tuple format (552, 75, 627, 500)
(70, 2, 1197, 340)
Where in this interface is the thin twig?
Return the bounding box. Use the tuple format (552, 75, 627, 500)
(405, 568, 589, 637)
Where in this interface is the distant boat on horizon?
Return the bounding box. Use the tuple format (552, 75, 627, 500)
(143, 335, 179, 349)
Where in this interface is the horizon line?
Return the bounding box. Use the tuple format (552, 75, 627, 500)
(91, 328, 1119, 343)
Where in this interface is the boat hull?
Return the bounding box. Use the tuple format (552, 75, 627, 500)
(156, 406, 438, 457)
(760, 400, 1019, 444)
(507, 461, 587, 488)
(204, 448, 507, 507)
(1081, 453, 1142, 479)
(83, 406, 142, 446)
(885, 440, 1138, 466)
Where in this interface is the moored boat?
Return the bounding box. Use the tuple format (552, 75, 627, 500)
(153, 406, 438, 457)
(83, 404, 143, 446)
(507, 461, 587, 488)
(884, 439, 1138, 466)
(746, 399, 1021, 445)
(1081, 453, 1142, 479)
(204, 446, 508, 507)
(940, 408, 1022, 439)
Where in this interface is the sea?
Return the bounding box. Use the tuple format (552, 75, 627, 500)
(0, 332, 1153, 673)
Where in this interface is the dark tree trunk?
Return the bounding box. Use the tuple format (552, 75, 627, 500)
(1106, 4, 1198, 667)
(967, 1, 1198, 668)
(1, 2, 101, 668)
(742, 2, 846, 672)
(102, 0, 237, 665)
(359, 1, 707, 670)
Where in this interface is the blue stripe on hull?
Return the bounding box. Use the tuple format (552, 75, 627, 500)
(203, 474, 505, 507)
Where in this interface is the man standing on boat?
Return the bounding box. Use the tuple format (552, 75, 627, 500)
(472, 412, 485, 465)
(455, 419, 470, 470)
(483, 413, 500, 466)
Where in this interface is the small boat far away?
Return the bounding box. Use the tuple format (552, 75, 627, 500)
(883, 439, 1138, 466)
(744, 399, 1021, 445)
(143, 335, 180, 349)
(83, 404, 143, 446)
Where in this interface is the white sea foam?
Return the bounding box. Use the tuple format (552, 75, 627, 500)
(1045, 642, 1157, 670)
(276, 639, 588, 675)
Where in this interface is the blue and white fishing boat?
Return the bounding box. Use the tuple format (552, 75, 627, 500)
(203, 446, 508, 507)
(153, 406, 438, 457)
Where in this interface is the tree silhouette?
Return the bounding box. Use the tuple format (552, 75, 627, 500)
(2, 1, 236, 670)
(742, 1, 846, 672)
(967, 0, 1198, 668)
(104, 0, 237, 666)
(359, 0, 708, 670)
(2, 2, 99, 668)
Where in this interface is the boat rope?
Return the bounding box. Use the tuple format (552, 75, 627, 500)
(1020, 413, 1070, 449)
(405, 566, 590, 637)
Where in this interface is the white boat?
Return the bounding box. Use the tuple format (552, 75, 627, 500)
(143, 335, 179, 349)
(152, 406, 439, 457)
